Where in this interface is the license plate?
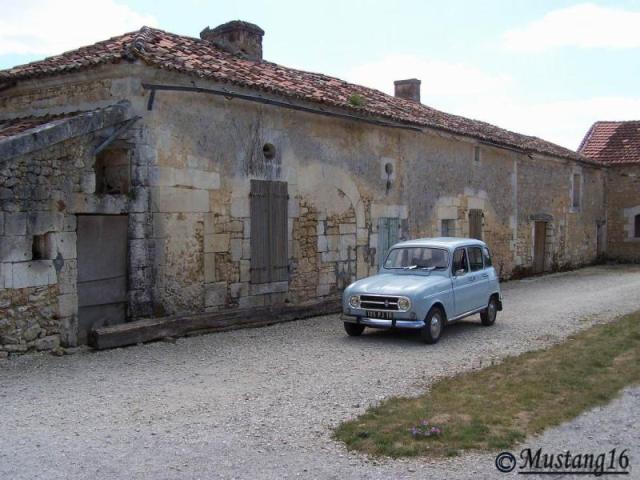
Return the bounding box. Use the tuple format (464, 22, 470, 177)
(366, 310, 393, 320)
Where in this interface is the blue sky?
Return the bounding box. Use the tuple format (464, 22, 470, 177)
(1, 0, 639, 149)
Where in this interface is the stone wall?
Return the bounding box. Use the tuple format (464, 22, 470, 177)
(606, 165, 640, 262)
(0, 65, 615, 355)
(1, 135, 96, 354)
(0, 103, 157, 354)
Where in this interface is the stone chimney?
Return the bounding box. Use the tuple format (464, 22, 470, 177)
(200, 20, 264, 61)
(394, 79, 421, 103)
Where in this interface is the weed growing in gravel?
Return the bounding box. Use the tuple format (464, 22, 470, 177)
(334, 310, 640, 457)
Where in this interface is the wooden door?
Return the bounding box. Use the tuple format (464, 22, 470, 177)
(378, 217, 399, 268)
(77, 215, 128, 344)
(469, 209, 483, 240)
(533, 221, 546, 274)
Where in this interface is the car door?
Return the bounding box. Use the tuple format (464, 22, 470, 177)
(467, 245, 489, 309)
(451, 247, 477, 316)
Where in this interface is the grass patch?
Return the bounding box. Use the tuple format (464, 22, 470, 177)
(334, 311, 640, 457)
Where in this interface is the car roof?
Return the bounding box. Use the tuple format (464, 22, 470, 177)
(391, 237, 487, 250)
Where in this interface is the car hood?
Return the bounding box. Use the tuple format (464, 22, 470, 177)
(347, 273, 447, 297)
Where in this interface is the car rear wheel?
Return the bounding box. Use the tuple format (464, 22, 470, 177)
(344, 322, 365, 336)
(421, 307, 444, 344)
(480, 296, 498, 326)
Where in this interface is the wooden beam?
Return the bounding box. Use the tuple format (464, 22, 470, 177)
(90, 298, 341, 350)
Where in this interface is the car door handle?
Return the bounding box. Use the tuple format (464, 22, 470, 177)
(469, 276, 476, 281)
(481, 273, 489, 279)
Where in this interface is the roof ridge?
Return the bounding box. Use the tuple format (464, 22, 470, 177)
(0, 26, 596, 164)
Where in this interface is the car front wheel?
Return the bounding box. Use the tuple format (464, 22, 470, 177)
(480, 296, 498, 326)
(421, 307, 444, 344)
(344, 322, 365, 336)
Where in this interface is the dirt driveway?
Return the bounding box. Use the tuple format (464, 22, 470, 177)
(1, 265, 639, 479)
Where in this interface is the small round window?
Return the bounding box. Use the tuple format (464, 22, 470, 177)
(263, 143, 276, 160)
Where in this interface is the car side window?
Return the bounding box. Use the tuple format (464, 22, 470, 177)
(468, 247, 484, 272)
(452, 248, 469, 275)
(483, 247, 493, 267)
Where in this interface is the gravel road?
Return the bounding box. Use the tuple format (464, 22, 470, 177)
(1, 265, 639, 480)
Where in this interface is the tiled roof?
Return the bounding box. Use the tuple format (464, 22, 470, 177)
(1, 27, 591, 163)
(0, 113, 79, 140)
(578, 121, 640, 165)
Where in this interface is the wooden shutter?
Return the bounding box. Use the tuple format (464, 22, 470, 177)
(250, 180, 288, 284)
(250, 180, 270, 284)
(269, 181, 288, 282)
(469, 209, 483, 240)
(378, 217, 400, 266)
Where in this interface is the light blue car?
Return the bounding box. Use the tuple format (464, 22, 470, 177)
(341, 237, 503, 344)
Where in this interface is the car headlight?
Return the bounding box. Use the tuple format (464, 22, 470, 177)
(397, 297, 411, 311)
(349, 295, 361, 309)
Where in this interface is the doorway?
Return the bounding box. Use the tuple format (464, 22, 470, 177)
(77, 215, 128, 344)
(533, 221, 547, 274)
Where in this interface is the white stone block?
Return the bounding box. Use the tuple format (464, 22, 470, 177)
(288, 197, 300, 218)
(317, 235, 328, 252)
(80, 173, 96, 193)
(230, 238, 243, 261)
(47, 232, 77, 260)
(5, 213, 27, 235)
(230, 196, 250, 218)
(29, 211, 64, 235)
(57, 293, 78, 317)
(321, 251, 339, 262)
(204, 213, 216, 235)
(204, 233, 230, 253)
(0, 262, 13, 289)
(188, 170, 220, 190)
(241, 239, 251, 259)
(339, 223, 356, 235)
(371, 204, 408, 220)
(357, 228, 368, 246)
(11, 261, 57, 289)
(150, 187, 209, 213)
(63, 215, 77, 232)
(326, 235, 340, 252)
(0, 236, 32, 262)
(339, 235, 356, 259)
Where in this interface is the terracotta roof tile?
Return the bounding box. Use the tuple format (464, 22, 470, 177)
(0, 112, 80, 140)
(578, 121, 640, 165)
(1, 27, 592, 163)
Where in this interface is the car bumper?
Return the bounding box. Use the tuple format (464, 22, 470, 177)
(341, 314, 425, 330)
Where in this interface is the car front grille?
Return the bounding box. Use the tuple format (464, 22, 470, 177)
(360, 295, 400, 311)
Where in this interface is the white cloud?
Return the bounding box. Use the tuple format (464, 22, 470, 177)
(345, 55, 640, 149)
(459, 95, 640, 150)
(503, 3, 640, 52)
(0, 0, 157, 56)
(347, 54, 512, 97)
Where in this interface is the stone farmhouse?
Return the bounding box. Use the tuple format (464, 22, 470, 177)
(0, 21, 637, 352)
(578, 121, 640, 263)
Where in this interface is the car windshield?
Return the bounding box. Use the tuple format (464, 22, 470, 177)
(384, 247, 449, 270)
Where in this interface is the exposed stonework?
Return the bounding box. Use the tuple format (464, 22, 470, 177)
(606, 165, 640, 262)
(1, 37, 634, 353)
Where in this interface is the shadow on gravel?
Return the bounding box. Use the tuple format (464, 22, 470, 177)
(337, 318, 485, 347)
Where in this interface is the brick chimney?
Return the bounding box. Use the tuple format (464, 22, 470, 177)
(200, 20, 264, 61)
(394, 79, 421, 103)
